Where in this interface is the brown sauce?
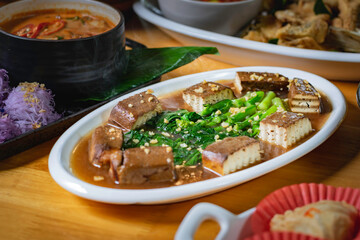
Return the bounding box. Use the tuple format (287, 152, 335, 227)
(0, 9, 115, 40)
(70, 80, 331, 189)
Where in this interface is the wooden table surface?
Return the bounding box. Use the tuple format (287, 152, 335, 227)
(1, 2, 360, 240)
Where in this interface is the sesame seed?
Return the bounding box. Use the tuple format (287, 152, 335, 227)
(166, 158, 172, 163)
(140, 146, 145, 149)
(187, 147, 192, 151)
(128, 104, 133, 108)
(144, 143, 149, 147)
(176, 127, 181, 132)
(149, 131, 155, 136)
(215, 110, 222, 115)
(197, 148, 203, 153)
(108, 128, 115, 133)
(140, 129, 144, 132)
(133, 139, 139, 144)
(166, 147, 172, 153)
(258, 76, 264, 81)
(150, 139, 158, 144)
(129, 113, 134, 117)
(148, 97, 154, 102)
(254, 115, 259, 121)
(214, 135, 220, 140)
(93, 176, 104, 181)
(226, 126, 233, 132)
(247, 129, 253, 133)
(272, 120, 278, 123)
(203, 80, 207, 84)
(162, 132, 170, 137)
(180, 143, 187, 148)
(221, 122, 229, 128)
(164, 118, 169, 124)
(140, 100, 145, 103)
(146, 89, 154, 94)
(194, 87, 204, 93)
(144, 148, 150, 154)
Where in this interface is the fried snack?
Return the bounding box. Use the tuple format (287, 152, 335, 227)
(118, 146, 176, 184)
(109, 90, 162, 131)
(235, 72, 289, 93)
(270, 200, 358, 240)
(202, 136, 261, 175)
(288, 78, 322, 113)
(183, 81, 235, 113)
(259, 112, 312, 148)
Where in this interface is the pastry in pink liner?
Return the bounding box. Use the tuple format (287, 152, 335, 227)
(244, 231, 326, 240)
(251, 183, 360, 239)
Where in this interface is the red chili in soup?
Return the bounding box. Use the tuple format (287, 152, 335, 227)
(0, 9, 116, 40)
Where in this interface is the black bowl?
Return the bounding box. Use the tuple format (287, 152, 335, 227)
(0, 0, 126, 101)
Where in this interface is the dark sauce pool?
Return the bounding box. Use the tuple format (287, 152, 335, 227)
(70, 80, 331, 189)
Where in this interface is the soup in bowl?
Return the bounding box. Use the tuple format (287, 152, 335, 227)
(0, 0, 126, 100)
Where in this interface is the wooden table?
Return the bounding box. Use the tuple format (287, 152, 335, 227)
(1, 3, 360, 240)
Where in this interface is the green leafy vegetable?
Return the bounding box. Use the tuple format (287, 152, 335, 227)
(314, 0, 331, 16)
(268, 38, 279, 45)
(123, 90, 288, 166)
(86, 47, 219, 101)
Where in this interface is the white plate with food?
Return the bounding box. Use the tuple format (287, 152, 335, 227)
(48, 66, 345, 204)
(133, 1, 360, 81)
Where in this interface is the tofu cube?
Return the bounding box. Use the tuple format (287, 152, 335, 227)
(118, 146, 176, 184)
(183, 81, 235, 113)
(288, 78, 322, 113)
(108, 90, 162, 131)
(202, 136, 261, 175)
(88, 124, 123, 167)
(259, 112, 312, 148)
(235, 72, 289, 93)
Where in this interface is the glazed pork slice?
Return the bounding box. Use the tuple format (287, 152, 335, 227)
(202, 136, 261, 175)
(288, 78, 322, 113)
(108, 90, 162, 131)
(259, 112, 312, 148)
(183, 81, 235, 113)
(88, 124, 123, 167)
(118, 146, 176, 184)
(235, 72, 289, 93)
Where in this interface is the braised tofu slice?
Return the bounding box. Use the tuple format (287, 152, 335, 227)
(202, 136, 261, 175)
(88, 125, 123, 167)
(101, 149, 123, 183)
(259, 112, 312, 148)
(118, 146, 176, 184)
(235, 72, 289, 93)
(183, 81, 235, 113)
(108, 90, 162, 131)
(288, 78, 322, 113)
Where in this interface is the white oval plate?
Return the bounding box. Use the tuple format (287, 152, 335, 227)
(48, 66, 346, 204)
(133, 2, 360, 81)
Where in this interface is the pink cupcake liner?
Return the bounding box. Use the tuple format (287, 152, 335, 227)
(251, 183, 360, 238)
(244, 231, 326, 240)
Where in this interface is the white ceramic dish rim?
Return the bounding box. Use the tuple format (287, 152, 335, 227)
(133, 2, 360, 63)
(175, 202, 255, 240)
(48, 66, 346, 204)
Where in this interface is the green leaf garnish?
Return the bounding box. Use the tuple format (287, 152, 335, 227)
(84, 46, 219, 101)
(268, 38, 279, 44)
(314, 0, 331, 16)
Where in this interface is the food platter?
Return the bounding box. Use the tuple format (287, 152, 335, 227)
(48, 66, 346, 204)
(133, 1, 360, 81)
